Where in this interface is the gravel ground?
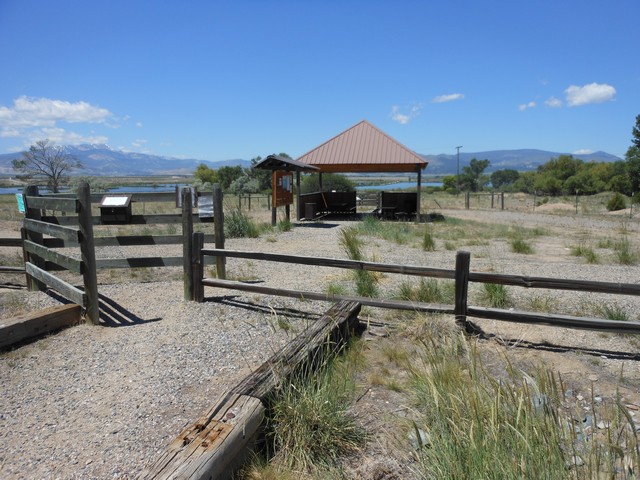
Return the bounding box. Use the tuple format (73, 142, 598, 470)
(1, 208, 640, 479)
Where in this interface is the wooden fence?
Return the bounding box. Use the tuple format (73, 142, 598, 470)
(190, 245, 640, 335)
(19, 183, 225, 324)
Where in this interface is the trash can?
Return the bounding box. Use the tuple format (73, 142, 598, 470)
(305, 203, 317, 219)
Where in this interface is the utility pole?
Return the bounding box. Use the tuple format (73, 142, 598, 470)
(456, 146, 463, 193)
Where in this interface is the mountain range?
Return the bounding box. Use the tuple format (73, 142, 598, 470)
(0, 144, 623, 177)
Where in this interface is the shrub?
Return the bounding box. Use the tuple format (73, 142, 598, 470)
(606, 192, 627, 211)
(225, 209, 260, 238)
(481, 283, 509, 308)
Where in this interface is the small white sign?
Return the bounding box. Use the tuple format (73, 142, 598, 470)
(101, 196, 130, 207)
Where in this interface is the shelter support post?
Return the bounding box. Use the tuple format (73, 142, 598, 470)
(296, 171, 301, 220)
(416, 167, 422, 218)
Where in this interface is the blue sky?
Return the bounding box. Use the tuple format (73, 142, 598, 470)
(0, 0, 638, 162)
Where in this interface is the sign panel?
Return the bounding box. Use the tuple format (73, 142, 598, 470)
(15, 194, 25, 213)
(272, 171, 293, 208)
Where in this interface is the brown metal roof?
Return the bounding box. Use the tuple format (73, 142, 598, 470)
(296, 120, 428, 173)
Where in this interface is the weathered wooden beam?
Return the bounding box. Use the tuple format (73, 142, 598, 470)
(467, 306, 640, 334)
(233, 300, 362, 400)
(0, 304, 82, 350)
(469, 271, 640, 296)
(23, 218, 80, 243)
(24, 262, 86, 307)
(23, 240, 83, 273)
(42, 214, 210, 226)
(43, 234, 215, 249)
(454, 251, 471, 328)
(201, 248, 455, 280)
(139, 300, 361, 480)
(25, 196, 79, 213)
(202, 277, 453, 314)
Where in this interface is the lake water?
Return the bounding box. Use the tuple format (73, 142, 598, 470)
(356, 181, 442, 191)
(0, 184, 189, 195)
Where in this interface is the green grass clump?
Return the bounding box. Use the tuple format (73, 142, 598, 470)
(264, 350, 365, 473)
(510, 236, 534, 254)
(570, 243, 599, 264)
(277, 217, 292, 232)
(340, 227, 378, 297)
(397, 279, 453, 304)
(613, 238, 638, 265)
(481, 283, 510, 308)
(225, 209, 261, 238)
(422, 225, 436, 251)
(599, 304, 629, 321)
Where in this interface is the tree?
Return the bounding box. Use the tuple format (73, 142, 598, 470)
(12, 139, 82, 193)
(300, 173, 355, 194)
(248, 155, 272, 192)
(217, 166, 244, 190)
(626, 115, 640, 195)
(490, 169, 519, 190)
(193, 163, 218, 186)
(458, 158, 490, 192)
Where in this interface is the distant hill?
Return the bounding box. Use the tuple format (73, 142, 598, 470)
(0, 144, 251, 176)
(421, 149, 622, 175)
(0, 144, 622, 177)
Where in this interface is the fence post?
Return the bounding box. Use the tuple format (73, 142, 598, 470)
(500, 192, 505, 210)
(22, 185, 45, 291)
(78, 182, 99, 324)
(182, 187, 193, 301)
(213, 184, 226, 279)
(491, 192, 494, 209)
(248, 193, 251, 211)
(454, 251, 470, 330)
(464, 192, 470, 210)
(192, 232, 204, 302)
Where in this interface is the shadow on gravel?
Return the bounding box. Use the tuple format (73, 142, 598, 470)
(206, 294, 321, 321)
(468, 322, 640, 361)
(293, 222, 341, 228)
(98, 294, 162, 327)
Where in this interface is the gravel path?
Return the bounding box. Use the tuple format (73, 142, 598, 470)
(1, 209, 640, 479)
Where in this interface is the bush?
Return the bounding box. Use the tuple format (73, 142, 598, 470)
(606, 192, 627, 211)
(225, 209, 260, 238)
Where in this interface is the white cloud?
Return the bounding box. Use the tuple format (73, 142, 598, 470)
(132, 139, 148, 148)
(27, 127, 108, 146)
(432, 93, 464, 103)
(518, 101, 536, 111)
(545, 96, 562, 108)
(136, 122, 143, 128)
(390, 104, 423, 124)
(0, 96, 113, 146)
(573, 148, 594, 155)
(565, 83, 616, 107)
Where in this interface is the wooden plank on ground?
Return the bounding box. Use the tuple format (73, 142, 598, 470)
(139, 300, 362, 480)
(0, 304, 82, 349)
(24, 262, 86, 307)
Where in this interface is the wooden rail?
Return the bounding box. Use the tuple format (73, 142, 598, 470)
(193, 247, 640, 335)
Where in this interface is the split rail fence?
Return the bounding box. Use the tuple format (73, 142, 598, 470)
(19, 182, 224, 324)
(190, 244, 640, 335)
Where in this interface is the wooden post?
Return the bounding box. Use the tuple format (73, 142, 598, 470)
(213, 184, 226, 279)
(182, 187, 193, 301)
(271, 207, 277, 227)
(454, 251, 471, 330)
(23, 185, 45, 291)
(464, 192, 470, 210)
(78, 182, 99, 324)
(192, 232, 204, 302)
(296, 171, 301, 220)
(237, 194, 241, 210)
(491, 192, 494, 209)
(416, 167, 422, 218)
(285, 204, 290, 223)
(501, 192, 505, 210)
(248, 193, 251, 211)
